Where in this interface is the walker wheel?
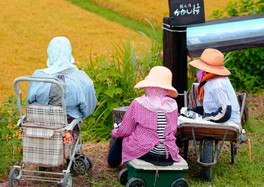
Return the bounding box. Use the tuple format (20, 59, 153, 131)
(61, 173, 73, 187)
(72, 157, 88, 176)
(8, 168, 20, 187)
(76, 154, 93, 170)
(83, 155, 93, 171)
(118, 168, 128, 185)
(171, 178, 189, 187)
(126, 177, 145, 187)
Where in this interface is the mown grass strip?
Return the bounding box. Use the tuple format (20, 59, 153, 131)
(67, 0, 162, 36)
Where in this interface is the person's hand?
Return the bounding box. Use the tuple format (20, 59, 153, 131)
(180, 107, 202, 119)
(180, 107, 188, 116)
(113, 123, 120, 128)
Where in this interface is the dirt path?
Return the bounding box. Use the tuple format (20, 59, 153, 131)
(1, 94, 263, 187)
(0, 142, 119, 187)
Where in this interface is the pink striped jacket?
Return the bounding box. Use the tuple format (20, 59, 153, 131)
(112, 100, 181, 164)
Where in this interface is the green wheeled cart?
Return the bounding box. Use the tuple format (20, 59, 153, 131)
(118, 155, 189, 187)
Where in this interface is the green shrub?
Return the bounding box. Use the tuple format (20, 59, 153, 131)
(81, 27, 163, 142)
(0, 97, 22, 178)
(211, 0, 264, 18)
(211, 0, 264, 93)
(225, 48, 264, 93)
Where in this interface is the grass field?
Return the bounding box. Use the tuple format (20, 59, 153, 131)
(87, 0, 231, 26)
(0, 0, 233, 102)
(0, 0, 149, 102)
(0, 0, 235, 101)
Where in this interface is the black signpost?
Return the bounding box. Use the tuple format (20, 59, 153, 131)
(168, 0, 205, 25)
(163, 20, 187, 110)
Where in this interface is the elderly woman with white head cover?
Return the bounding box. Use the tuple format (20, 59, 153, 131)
(27, 36, 97, 120)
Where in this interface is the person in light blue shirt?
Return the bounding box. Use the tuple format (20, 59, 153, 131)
(188, 48, 240, 127)
(27, 36, 97, 120)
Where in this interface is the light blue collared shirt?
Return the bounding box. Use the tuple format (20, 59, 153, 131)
(203, 77, 240, 124)
(27, 68, 97, 119)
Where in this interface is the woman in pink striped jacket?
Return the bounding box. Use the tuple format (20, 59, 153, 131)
(107, 66, 181, 167)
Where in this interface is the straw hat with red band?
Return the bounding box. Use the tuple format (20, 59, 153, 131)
(134, 66, 178, 98)
(189, 48, 231, 76)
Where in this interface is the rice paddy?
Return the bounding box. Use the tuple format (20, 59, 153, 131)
(0, 0, 232, 102)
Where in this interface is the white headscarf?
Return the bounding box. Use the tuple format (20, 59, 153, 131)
(42, 36, 78, 74)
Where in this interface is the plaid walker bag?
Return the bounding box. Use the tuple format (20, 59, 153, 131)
(22, 104, 72, 166)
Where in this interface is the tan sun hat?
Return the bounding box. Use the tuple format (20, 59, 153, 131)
(189, 48, 231, 76)
(134, 66, 178, 97)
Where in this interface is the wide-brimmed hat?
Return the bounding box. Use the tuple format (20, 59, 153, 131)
(134, 66, 178, 97)
(189, 48, 230, 76)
